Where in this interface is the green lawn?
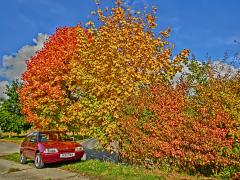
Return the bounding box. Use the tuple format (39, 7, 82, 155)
(1, 153, 20, 162)
(0, 136, 24, 144)
(64, 160, 165, 180)
(0, 153, 205, 180)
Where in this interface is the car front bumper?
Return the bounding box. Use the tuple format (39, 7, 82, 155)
(41, 151, 85, 164)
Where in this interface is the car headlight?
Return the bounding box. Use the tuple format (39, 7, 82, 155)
(75, 146, 83, 152)
(44, 148, 58, 153)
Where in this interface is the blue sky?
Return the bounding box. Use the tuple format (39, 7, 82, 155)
(1, 0, 240, 60)
(0, 0, 239, 90)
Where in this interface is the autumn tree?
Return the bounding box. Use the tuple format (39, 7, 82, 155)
(19, 0, 189, 145)
(19, 27, 79, 131)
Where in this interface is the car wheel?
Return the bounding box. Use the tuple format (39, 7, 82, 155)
(20, 153, 27, 164)
(35, 153, 44, 169)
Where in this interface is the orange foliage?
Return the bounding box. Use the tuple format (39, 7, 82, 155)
(119, 83, 238, 173)
(19, 1, 189, 145)
(19, 26, 80, 129)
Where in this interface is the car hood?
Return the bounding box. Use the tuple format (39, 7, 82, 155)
(40, 141, 80, 150)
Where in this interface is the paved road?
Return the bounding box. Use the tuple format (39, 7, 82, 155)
(0, 159, 90, 180)
(0, 141, 19, 155)
(0, 142, 91, 180)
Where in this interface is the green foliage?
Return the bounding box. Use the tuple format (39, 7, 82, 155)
(185, 58, 210, 85)
(215, 165, 240, 179)
(0, 80, 31, 134)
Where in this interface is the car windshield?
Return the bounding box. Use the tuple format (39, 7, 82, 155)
(39, 132, 63, 142)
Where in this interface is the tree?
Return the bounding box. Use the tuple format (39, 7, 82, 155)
(19, 26, 78, 130)
(19, 0, 189, 146)
(0, 80, 31, 135)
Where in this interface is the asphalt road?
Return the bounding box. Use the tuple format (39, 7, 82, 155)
(0, 142, 91, 180)
(0, 141, 19, 155)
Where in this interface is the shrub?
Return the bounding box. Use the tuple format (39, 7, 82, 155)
(118, 83, 239, 175)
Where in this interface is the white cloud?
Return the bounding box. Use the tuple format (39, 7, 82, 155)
(173, 60, 239, 87)
(0, 33, 48, 99)
(0, 33, 48, 81)
(172, 63, 190, 85)
(212, 60, 239, 78)
(124, 0, 147, 13)
(0, 81, 9, 99)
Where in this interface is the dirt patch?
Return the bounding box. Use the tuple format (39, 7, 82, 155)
(7, 167, 21, 173)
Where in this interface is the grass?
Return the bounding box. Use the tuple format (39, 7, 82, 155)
(63, 160, 165, 180)
(4, 153, 237, 179)
(1, 153, 20, 163)
(0, 153, 204, 180)
(0, 136, 24, 144)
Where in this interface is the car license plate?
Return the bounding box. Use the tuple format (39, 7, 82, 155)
(60, 153, 75, 158)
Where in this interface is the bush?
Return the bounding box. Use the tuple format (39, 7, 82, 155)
(118, 84, 239, 175)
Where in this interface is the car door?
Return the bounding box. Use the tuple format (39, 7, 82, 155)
(28, 132, 38, 159)
(24, 132, 38, 159)
(21, 134, 31, 157)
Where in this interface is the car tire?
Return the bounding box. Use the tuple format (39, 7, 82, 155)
(20, 153, 27, 164)
(35, 153, 44, 169)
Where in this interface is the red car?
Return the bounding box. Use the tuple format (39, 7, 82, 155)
(20, 130, 85, 168)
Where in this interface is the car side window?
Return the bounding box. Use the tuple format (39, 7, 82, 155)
(28, 133, 38, 143)
(29, 135, 37, 143)
(39, 133, 49, 142)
